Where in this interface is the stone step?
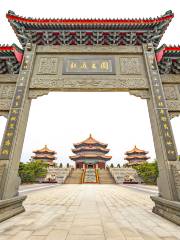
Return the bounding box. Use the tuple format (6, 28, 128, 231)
(98, 169, 115, 184)
(64, 169, 83, 184)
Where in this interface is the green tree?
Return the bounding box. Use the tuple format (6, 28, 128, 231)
(18, 160, 48, 183)
(59, 163, 63, 168)
(117, 163, 121, 168)
(67, 163, 70, 168)
(133, 161, 158, 185)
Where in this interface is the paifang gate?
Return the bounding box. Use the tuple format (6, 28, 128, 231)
(0, 10, 180, 224)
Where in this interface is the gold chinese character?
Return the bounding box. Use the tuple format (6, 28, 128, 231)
(70, 62, 77, 69)
(161, 116, 167, 122)
(12, 109, 18, 114)
(91, 63, 97, 69)
(163, 124, 169, 130)
(100, 61, 109, 70)
(165, 131, 171, 138)
(1, 149, 9, 155)
(5, 140, 11, 146)
(157, 96, 162, 100)
(80, 63, 87, 69)
(6, 132, 13, 137)
(166, 141, 173, 146)
(160, 109, 165, 114)
(9, 123, 15, 129)
(168, 150, 175, 155)
(10, 116, 16, 121)
(15, 101, 19, 107)
(16, 95, 21, 100)
(158, 102, 164, 107)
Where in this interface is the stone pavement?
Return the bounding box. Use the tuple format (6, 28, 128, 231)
(0, 184, 180, 240)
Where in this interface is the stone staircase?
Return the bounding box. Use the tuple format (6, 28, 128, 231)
(98, 169, 115, 184)
(83, 169, 98, 183)
(64, 169, 83, 184)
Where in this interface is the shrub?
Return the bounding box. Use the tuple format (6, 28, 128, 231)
(133, 161, 158, 185)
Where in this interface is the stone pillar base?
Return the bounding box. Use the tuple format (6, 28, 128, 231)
(151, 196, 180, 225)
(0, 195, 27, 223)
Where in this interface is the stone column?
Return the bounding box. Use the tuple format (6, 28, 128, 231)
(143, 44, 180, 225)
(0, 44, 36, 222)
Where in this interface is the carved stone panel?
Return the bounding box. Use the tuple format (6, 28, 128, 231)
(0, 85, 15, 99)
(0, 99, 11, 110)
(63, 78, 147, 89)
(0, 164, 5, 185)
(38, 57, 58, 75)
(30, 76, 63, 88)
(167, 100, 180, 111)
(119, 57, 141, 75)
(164, 86, 178, 100)
(171, 163, 180, 200)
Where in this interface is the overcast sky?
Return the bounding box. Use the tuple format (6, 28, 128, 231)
(0, 0, 180, 166)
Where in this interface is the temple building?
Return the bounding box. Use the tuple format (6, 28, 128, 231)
(32, 145, 57, 167)
(124, 145, 150, 167)
(69, 134, 112, 169)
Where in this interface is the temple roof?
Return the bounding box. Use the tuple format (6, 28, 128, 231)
(32, 154, 56, 160)
(125, 145, 148, 155)
(33, 145, 57, 155)
(6, 10, 174, 48)
(72, 146, 109, 154)
(0, 44, 23, 74)
(70, 154, 112, 161)
(74, 134, 108, 148)
(125, 155, 150, 160)
(156, 45, 180, 74)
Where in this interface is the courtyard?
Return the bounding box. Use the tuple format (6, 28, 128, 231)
(0, 184, 179, 240)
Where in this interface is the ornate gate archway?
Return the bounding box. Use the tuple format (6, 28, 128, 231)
(0, 10, 180, 224)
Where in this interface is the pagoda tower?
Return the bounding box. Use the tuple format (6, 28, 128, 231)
(70, 134, 112, 169)
(32, 145, 57, 167)
(124, 145, 150, 167)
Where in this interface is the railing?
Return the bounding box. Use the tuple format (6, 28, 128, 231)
(96, 169, 99, 183)
(81, 169, 85, 184)
(82, 168, 99, 184)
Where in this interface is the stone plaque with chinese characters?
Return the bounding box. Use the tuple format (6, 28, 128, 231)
(63, 57, 115, 75)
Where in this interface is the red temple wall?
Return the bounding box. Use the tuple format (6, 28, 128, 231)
(75, 161, 105, 169)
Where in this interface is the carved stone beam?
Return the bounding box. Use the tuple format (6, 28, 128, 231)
(28, 89, 50, 99)
(0, 74, 18, 83)
(0, 111, 8, 118)
(36, 45, 143, 54)
(129, 90, 150, 99)
(161, 74, 180, 84)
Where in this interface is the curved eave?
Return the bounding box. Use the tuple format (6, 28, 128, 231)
(6, 10, 174, 48)
(125, 156, 150, 160)
(156, 45, 180, 74)
(69, 155, 112, 161)
(33, 150, 57, 155)
(0, 44, 23, 63)
(74, 143, 108, 148)
(72, 147, 109, 154)
(156, 45, 180, 62)
(32, 156, 56, 160)
(6, 10, 174, 29)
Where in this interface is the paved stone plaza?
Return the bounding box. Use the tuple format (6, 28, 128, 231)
(0, 184, 180, 240)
